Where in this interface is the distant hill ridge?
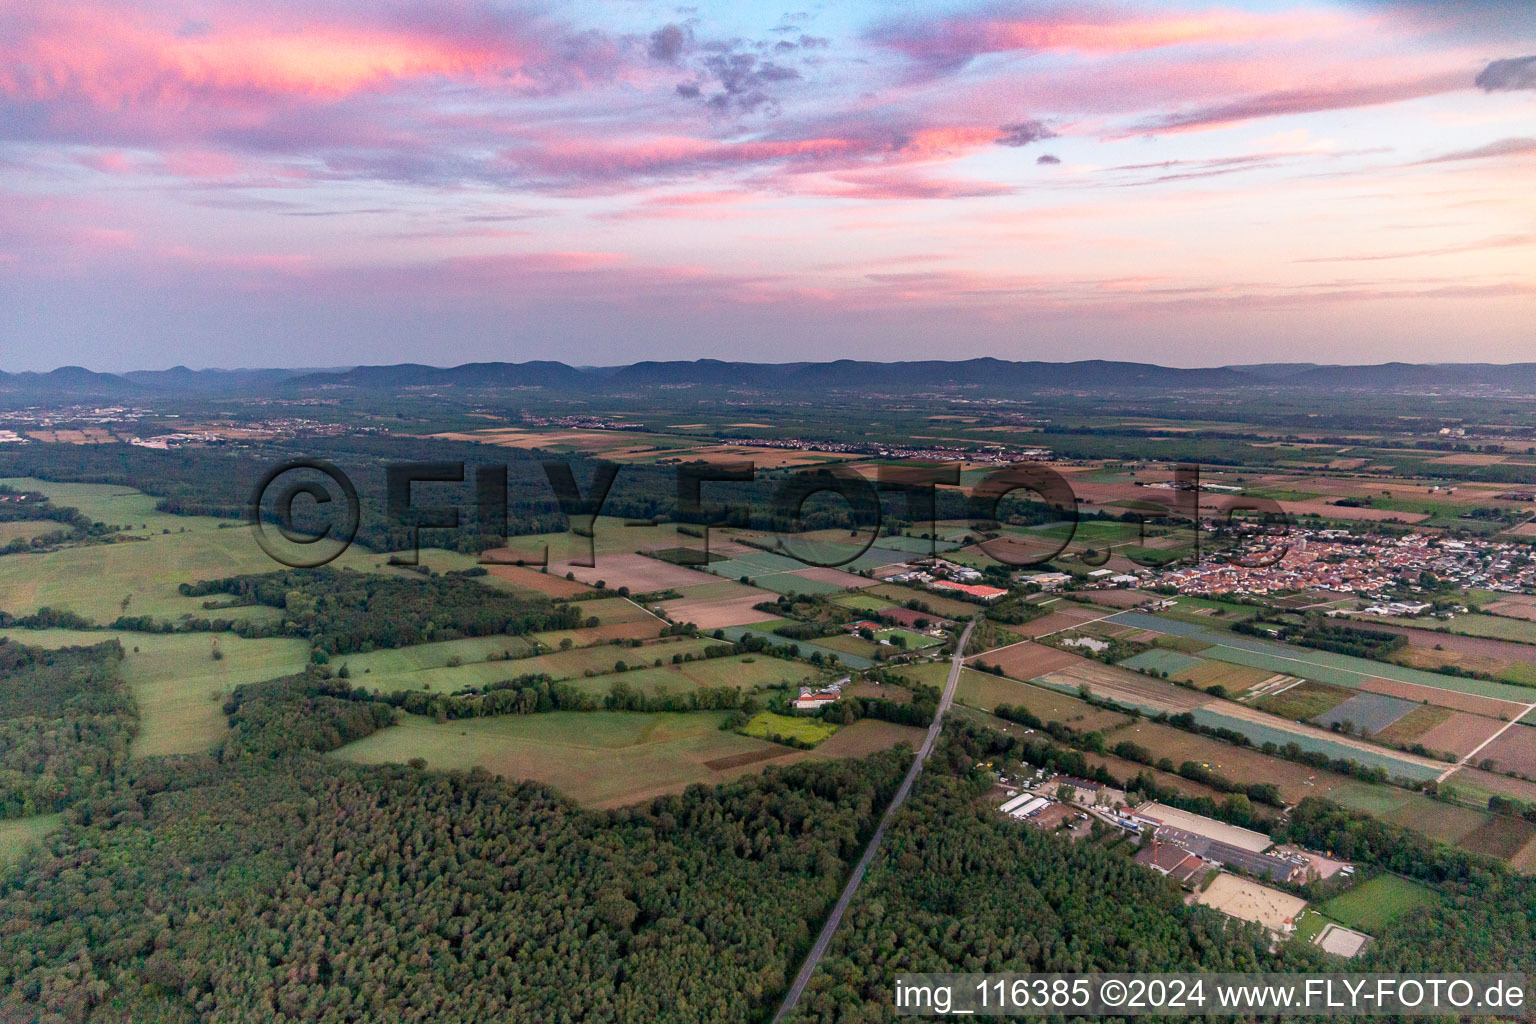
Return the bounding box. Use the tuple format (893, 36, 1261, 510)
(5, 358, 1536, 398)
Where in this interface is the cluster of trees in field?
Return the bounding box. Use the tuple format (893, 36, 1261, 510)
(0, 746, 909, 1023)
(386, 672, 597, 719)
(1236, 614, 1407, 660)
(180, 568, 581, 654)
(0, 638, 135, 816)
(219, 671, 397, 760)
(821, 693, 935, 729)
(0, 485, 111, 554)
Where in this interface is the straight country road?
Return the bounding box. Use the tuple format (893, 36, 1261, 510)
(769, 617, 977, 1024)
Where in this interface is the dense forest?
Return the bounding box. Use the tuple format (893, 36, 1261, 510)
(0, 638, 134, 817)
(180, 568, 582, 654)
(787, 723, 1536, 1022)
(785, 748, 1314, 1023)
(0, 748, 909, 1023)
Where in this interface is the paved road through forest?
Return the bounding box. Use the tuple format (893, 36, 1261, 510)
(769, 617, 977, 1023)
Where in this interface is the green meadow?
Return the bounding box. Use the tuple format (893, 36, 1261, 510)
(1319, 875, 1437, 934)
(330, 710, 782, 807)
(0, 814, 63, 868)
(740, 711, 839, 746)
(0, 627, 310, 757)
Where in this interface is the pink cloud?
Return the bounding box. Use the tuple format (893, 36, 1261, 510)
(870, 4, 1347, 69)
(0, 3, 557, 111)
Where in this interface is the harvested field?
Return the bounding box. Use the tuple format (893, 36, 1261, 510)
(816, 634, 882, 659)
(332, 710, 787, 808)
(789, 566, 876, 589)
(1485, 596, 1536, 621)
(552, 552, 712, 592)
(963, 534, 1062, 566)
(703, 747, 790, 771)
(1081, 751, 1227, 801)
(1358, 676, 1529, 718)
(1391, 645, 1536, 687)
(1382, 798, 1492, 844)
(1371, 705, 1450, 746)
(1413, 711, 1505, 758)
(1313, 692, 1419, 735)
(1197, 874, 1306, 933)
(1016, 607, 1108, 639)
(1039, 662, 1208, 715)
(24, 428, 119, 443)
(1178, 660, 1276, 692)
(1510, 839, 1536, 873)
(533, 597, 666, 645)
(1374, 624, 1536, 664)
(968, 641, 1089, 680)
(882, 607, 952, 629)
(806, 719, 924, 758)
(1078, 589, 1156, 608)
(1478, 724, 1536, 777)
(481, 563, 595, 597)
(1280, 499, 1428, 523)
(952, 671, 1129, 731)
(1446, 766, 1536, 804)
(1458, 815, 1536, 860)
(1430, 452, 1507, 465)
(1108, 721, 1357, 804)
(658, 589, 778, 629)
(866, 584, 979, 619)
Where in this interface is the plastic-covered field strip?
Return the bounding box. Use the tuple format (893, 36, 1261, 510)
(1107, 612, 1536, 704)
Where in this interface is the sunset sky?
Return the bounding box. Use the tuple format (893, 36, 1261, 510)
(2, 0, 1533, 371)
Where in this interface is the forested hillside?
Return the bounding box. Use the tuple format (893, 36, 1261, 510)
(0, 750, 909, 1023)
(0, 638, 134, 817)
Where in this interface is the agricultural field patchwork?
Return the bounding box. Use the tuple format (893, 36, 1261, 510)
(1312, 692, 1420, 736)
(969, 641, 1090, 680)
(1252, 680, 1353, 720)
(1476, 724, 1536, 778)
